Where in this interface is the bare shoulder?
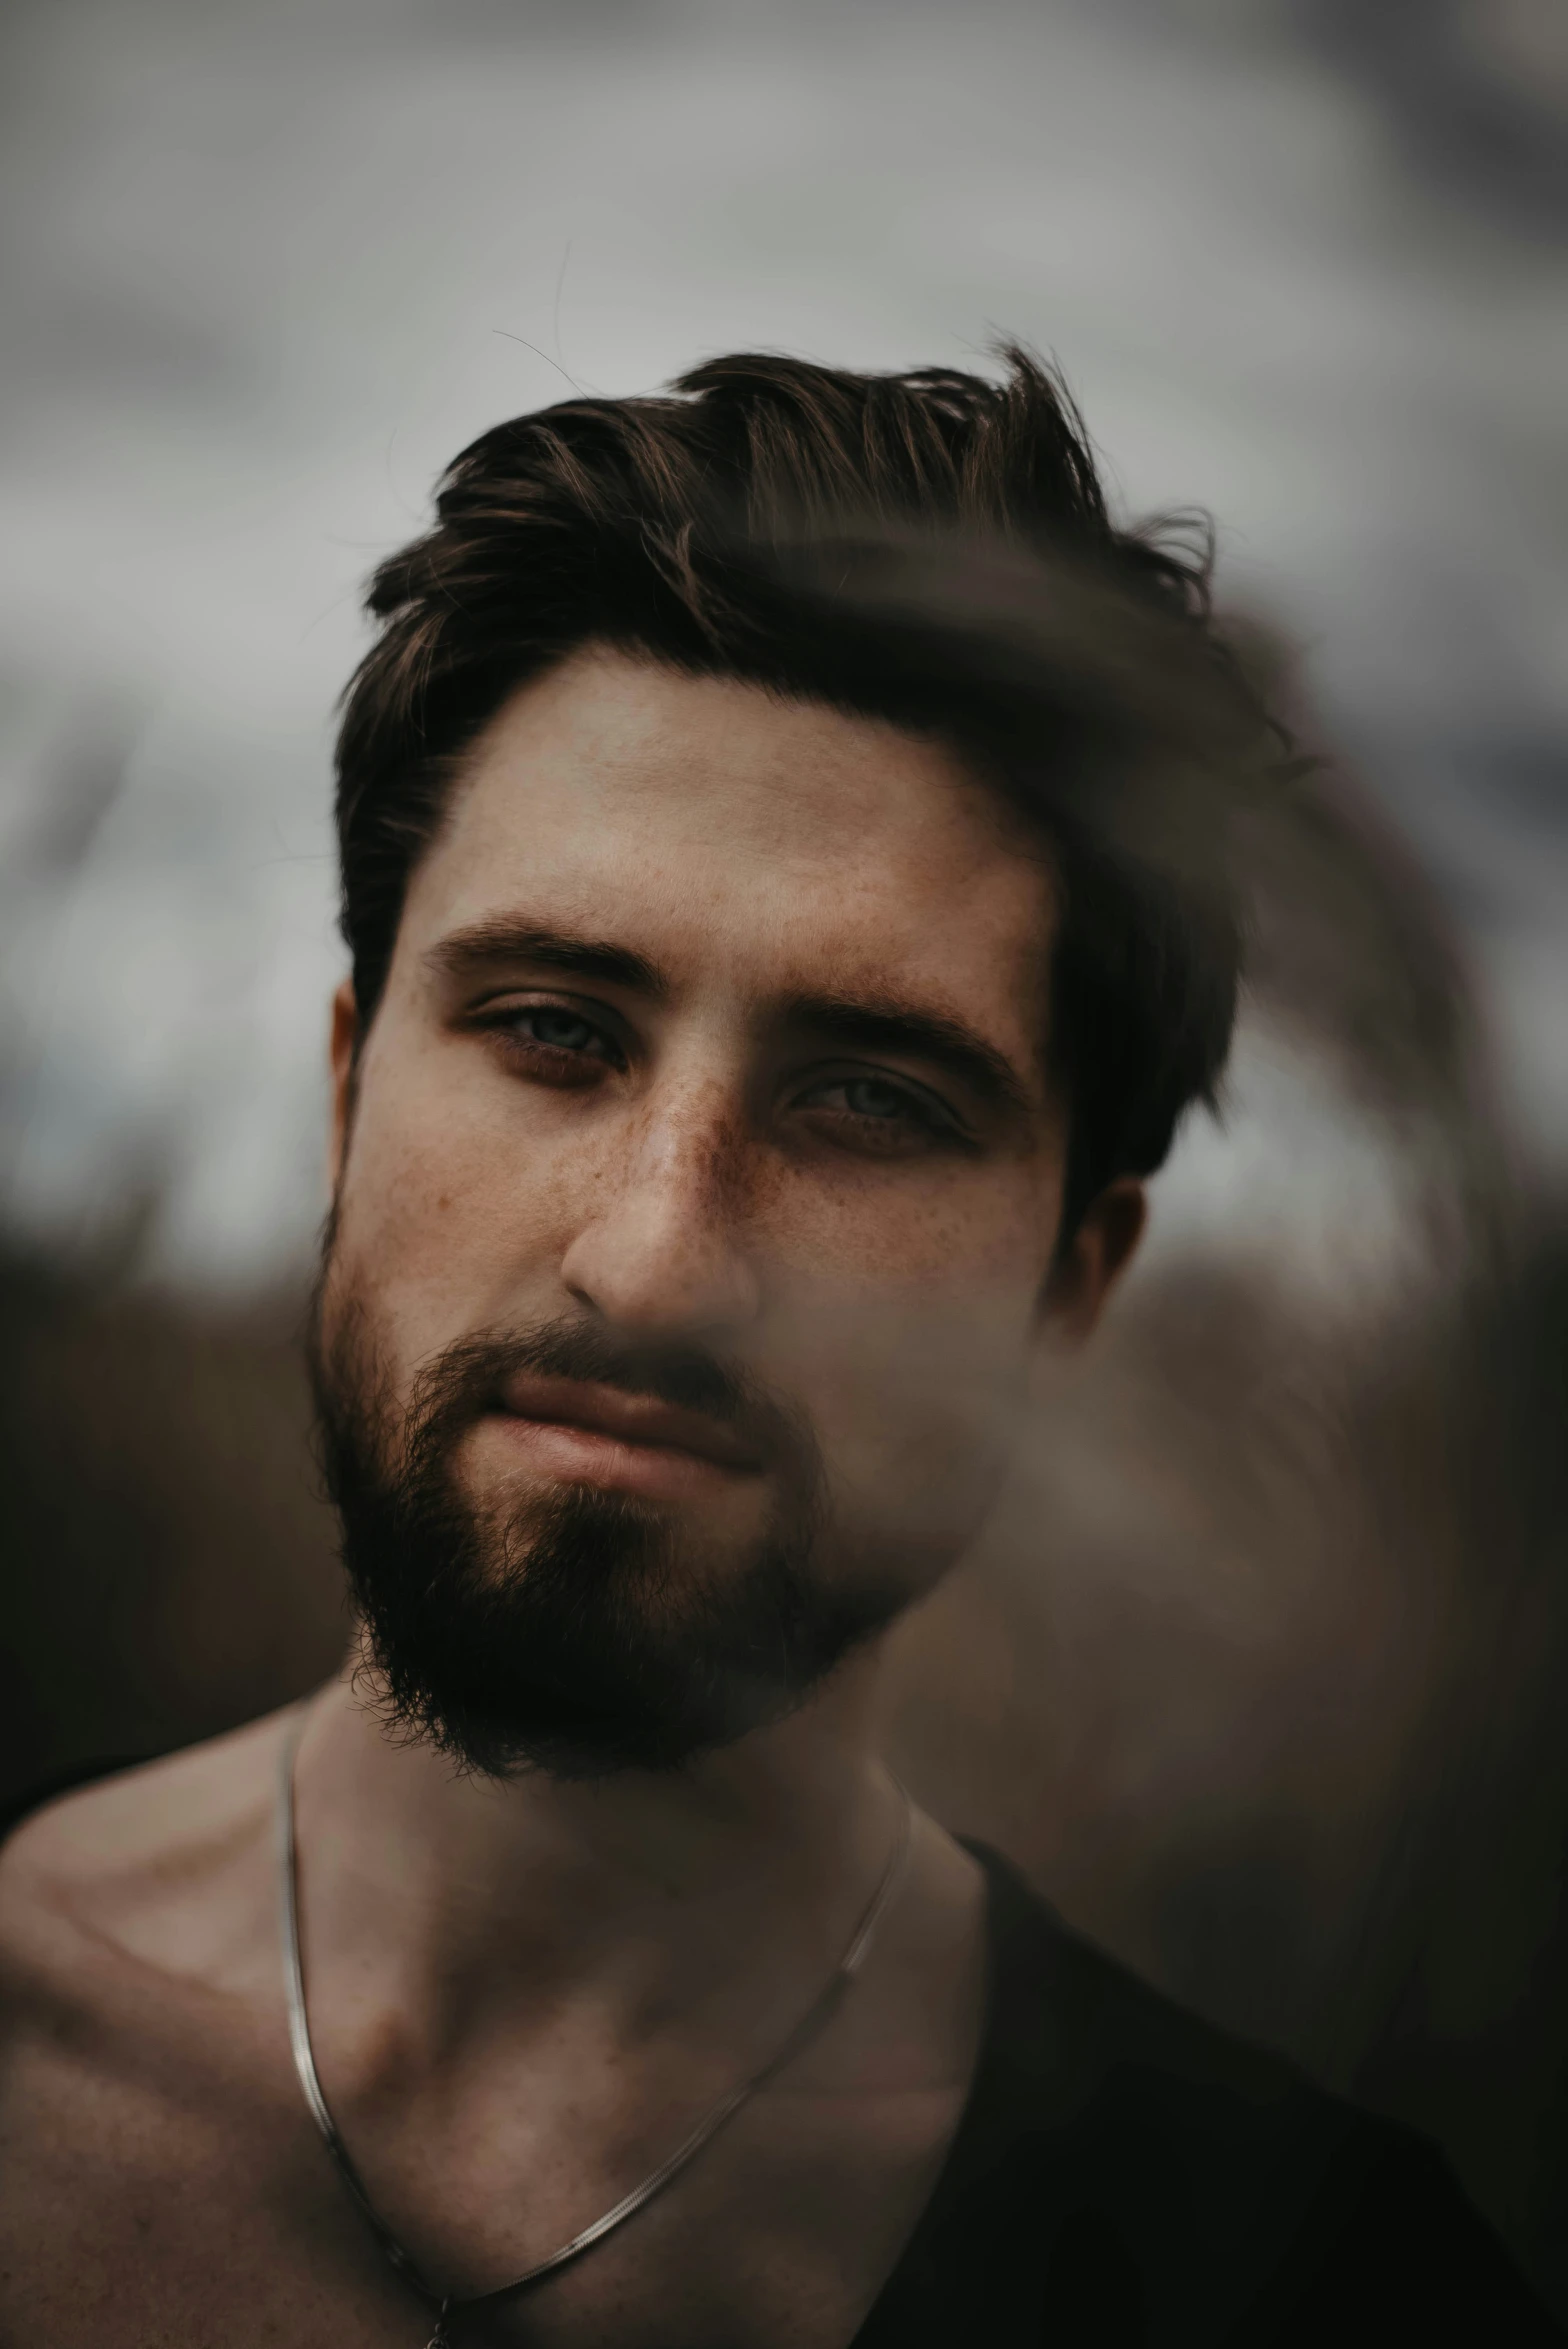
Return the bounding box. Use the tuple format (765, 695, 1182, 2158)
(0, 1709, 369, 2347)
(0, 1706, 299, 2025)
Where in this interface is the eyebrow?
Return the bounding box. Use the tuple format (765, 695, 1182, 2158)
(425, 920, 668, 998)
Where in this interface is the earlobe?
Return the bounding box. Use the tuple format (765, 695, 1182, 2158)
(328, 978, 361, 1191)
(1039, 1177, 1148, 1344)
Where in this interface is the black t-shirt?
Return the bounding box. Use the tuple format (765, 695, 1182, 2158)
(4, 1767, 1558, 2345)
(857, 1842, 1559, 2345)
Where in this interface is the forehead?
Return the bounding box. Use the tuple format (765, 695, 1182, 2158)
(399, 645, 1054, 1029)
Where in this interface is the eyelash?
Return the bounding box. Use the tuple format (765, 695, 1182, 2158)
(473, 998, 966, 1148)
(798, 1074, 960, 1144)
(491, 1002, 623, 1060)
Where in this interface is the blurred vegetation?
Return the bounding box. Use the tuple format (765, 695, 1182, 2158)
(0, 1240, 343, 1787)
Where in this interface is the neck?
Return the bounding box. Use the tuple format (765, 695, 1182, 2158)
(293, 1634, 899, 2016)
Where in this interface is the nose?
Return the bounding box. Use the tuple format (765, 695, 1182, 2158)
(559, 1084, 763, 1342)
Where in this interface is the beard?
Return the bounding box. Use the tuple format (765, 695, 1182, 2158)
(307, 1278, 908, 1780)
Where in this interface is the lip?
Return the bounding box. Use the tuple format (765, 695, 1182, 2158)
(486, 1372, 763, 1501)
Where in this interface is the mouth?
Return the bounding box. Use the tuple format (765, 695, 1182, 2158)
(485, 1372, 765, 1502)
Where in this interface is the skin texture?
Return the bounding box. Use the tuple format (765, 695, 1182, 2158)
(0, 647, 1145, 2348)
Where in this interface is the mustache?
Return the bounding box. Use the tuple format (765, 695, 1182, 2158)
(404, 1315, 809, 1464)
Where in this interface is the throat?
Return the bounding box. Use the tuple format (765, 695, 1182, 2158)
(291, 1645, 898, 2034)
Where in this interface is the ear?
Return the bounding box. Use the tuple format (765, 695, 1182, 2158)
(328, 977, 361, 1193)
(1038, 1176, 1147, 1345)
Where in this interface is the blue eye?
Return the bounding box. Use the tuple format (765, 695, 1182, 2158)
(797, 1071, 960, 1152)
(841, 1077, 915, 1120)
(520, 1007, 598, 1052)
(481, 1000, 622, 1076)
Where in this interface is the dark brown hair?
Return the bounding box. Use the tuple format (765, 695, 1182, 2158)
(336, 346, 1272, 1231)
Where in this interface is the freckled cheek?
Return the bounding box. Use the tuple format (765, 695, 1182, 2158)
(332, 1059, 594, 1348)
(764, 1157, 1058, 1300)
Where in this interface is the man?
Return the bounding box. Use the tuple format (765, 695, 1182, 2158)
(0, 349, 1554, 2345)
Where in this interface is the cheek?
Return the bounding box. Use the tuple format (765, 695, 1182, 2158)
(759, 1182, 1049, 1551)
(762, 1147, 1061, 1315)
(330, 1031, 581, 1371)
(813, 1329, 1023, 1591)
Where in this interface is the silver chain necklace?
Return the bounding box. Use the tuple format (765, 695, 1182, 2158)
(276, 1710, 913, 2347)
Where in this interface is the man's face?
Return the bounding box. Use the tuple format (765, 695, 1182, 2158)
(315, 645, 1139, 1774)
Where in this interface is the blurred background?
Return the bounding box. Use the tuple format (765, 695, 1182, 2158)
(1, 0, 1565, 2314)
